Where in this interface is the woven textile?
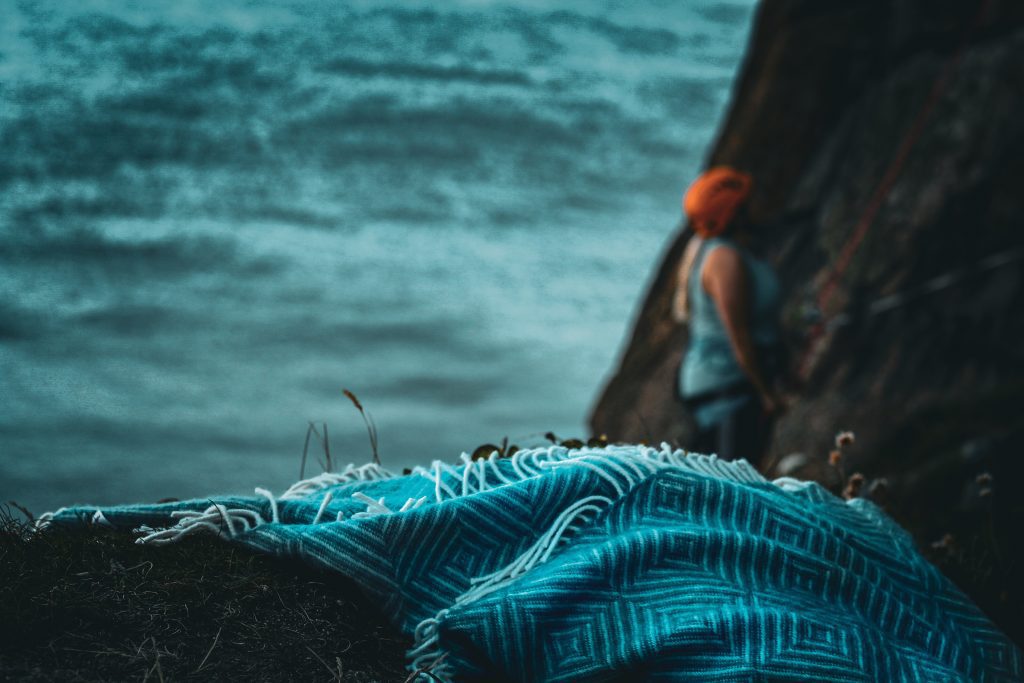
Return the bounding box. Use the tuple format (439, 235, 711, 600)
(41, 445, 1022, 682)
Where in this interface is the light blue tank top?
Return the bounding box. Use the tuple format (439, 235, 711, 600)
(680, 237, 781, 426)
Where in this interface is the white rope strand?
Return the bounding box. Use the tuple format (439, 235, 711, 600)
(312, 491, 333, 525)
(486, 451, 516, 486)
(254, 487, 280, 523)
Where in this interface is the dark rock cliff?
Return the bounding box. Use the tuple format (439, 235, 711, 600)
(589, 0, 1024, 643)
(591, 2, 1024, 519)
(590, 0, 1024, 641)
(591, 0, 1023, 459)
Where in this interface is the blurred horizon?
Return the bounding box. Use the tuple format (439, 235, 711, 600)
(0, 0, 759, 513)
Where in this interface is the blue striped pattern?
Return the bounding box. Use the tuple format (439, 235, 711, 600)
(42, 446, 1022, 682)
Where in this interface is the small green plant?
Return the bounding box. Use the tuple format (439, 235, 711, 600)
(471, 436, 518, 461)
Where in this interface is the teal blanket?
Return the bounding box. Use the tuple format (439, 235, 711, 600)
(41, 445, 1022, 681)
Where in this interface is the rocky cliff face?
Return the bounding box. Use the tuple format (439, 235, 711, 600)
(589, 0, 1024, 647)
(592, 0, 1023, 458)
(590, 0, 1024, 641)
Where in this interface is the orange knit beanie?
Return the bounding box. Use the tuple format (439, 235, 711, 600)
(683, 167, 753, 238)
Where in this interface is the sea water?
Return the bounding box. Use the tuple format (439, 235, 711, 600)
(0, 0, 758, 513)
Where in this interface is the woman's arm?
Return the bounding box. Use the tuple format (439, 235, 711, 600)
(702, 246, 780, 414)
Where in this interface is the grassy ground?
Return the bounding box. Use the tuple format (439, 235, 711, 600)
(0, 517, 409, 682)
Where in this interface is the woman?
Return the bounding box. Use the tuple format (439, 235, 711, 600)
(673, 166, 783, 467)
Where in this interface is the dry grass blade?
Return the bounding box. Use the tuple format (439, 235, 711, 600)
(366, 411, 380, 465)
(402, 652, 448, 683)
(342, 389, 363, 412)
(343, 388, 380, 466)
(142, 638, 164, 683)
(307, 422, 329, 473)
(305, 644, 341, 681)
(403, 669, 445, 683)
(301, 421, 337, 475)
(322, 422, 332, 473)
(300, 424, 314, 479)
(7, 501, 34, 524)
(193, 626, 222, 674)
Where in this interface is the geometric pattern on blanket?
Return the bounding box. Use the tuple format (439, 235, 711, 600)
(40, 445, 1023, 682)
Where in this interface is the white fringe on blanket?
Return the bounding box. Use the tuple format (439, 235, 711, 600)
(136, 503, 270, 545)
(281, 462, 394, 499)
(406, 443, 766, 506)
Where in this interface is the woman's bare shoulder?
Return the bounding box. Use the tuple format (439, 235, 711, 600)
(702, 242, 744, 279)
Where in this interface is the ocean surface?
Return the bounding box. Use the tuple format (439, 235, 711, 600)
(0, 0, 758, 514)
